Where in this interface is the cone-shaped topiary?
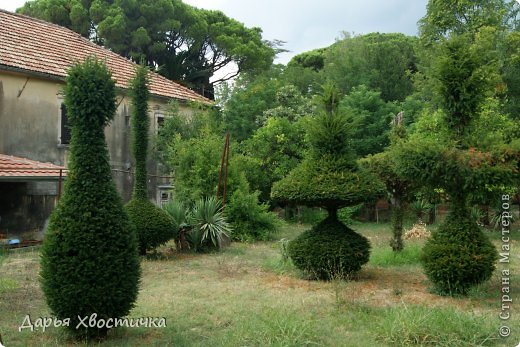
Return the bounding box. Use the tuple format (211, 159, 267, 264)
(40, 57, 140, 337)
(125, 64, 174, 255)
(272, 83, 383, 279)
(421, 203, 498, 295)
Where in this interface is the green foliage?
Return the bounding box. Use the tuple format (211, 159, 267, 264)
(126, 199, 175, 255)
(421, 209, 498, 295)
(338, 204, 363, 225)
(409, 200, 434, 221)
(18, 0, 275, 97)
(225, 175, 280, 241)
(221, 70, 283, 141)
(287, 216, 371, 280)
(40, 57, 140, 337)
(433, 33, 500, 140)
(130, 64, 150, 199)
(156, 108, 282, 242)
(125, 64, 174, 255)
(162, 199, 188, 238)
(323, 32, 418, 102)
(241, 115, 307, 203)
(165, 129, 222, 204)
(338, 85, 400, 156)
(188, 197, 232, 252)
(419, 0, 517, 43)
(287, 48, 326, 71)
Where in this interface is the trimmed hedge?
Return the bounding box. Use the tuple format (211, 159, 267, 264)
(126, 198, 175, 255)
(421, 210, 498, 295)
(288, 216, 370, 279)
(40, 57, 140, 337)
(271, 156, 384, 209)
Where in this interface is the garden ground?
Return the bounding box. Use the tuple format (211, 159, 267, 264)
(0, 222, 518, 346)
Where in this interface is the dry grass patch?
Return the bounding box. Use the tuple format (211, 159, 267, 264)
(0, 223, 518, 346)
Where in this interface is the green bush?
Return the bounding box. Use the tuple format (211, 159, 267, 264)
(126, 199, 175, 255)
(226, 176, 280, 241)
(421, 210, 498, 295)
(288, 216, 370, 280)
(40, 57, 140, 337)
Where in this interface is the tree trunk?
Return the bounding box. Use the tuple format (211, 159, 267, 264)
(327, 207, 338, 221)
(390, 196, 404, 252)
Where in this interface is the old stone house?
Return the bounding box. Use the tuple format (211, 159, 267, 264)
(0, 9, 210, 238)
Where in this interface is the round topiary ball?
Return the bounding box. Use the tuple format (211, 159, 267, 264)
(126, 198, 175, 255)
(288, 216, 371, 280)
(421, 213, 498, 295)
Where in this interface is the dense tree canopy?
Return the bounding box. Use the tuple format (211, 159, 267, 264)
(323, 32, 418, 102)
(18, 0, 275, 98)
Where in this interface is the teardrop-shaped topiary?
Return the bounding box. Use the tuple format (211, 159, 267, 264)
(421, 207, 498, 295)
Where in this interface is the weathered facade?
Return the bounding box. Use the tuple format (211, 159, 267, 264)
(0, 10, 210, 238)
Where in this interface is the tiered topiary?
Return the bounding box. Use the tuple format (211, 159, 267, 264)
(125, 65, 174, 255)
(271, 84, 383, 280)
(40, 57, 140, 337)
(395, 34, 516, 295)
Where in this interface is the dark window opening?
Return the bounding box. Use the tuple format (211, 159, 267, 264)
(157, 116, 165, 129)
(60, 103, 71, 145)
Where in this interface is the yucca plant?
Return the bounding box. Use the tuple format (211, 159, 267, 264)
(163, 200, 190, 251)
(188, 197, 232, 252)
(410, 200, 433, 222)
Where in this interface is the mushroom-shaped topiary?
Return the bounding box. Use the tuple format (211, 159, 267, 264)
(272, 84, 383, 279)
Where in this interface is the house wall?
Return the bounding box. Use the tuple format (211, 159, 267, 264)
(0, 70, 192, 204)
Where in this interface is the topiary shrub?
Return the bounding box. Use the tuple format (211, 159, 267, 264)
(421, 208, 498, 295)
(40, 57, 140, 338)
(288, 216, 370, 280)
(125, 64, 174, 254)
(272, 83, 382, 280)
(126, 199, 175, 255)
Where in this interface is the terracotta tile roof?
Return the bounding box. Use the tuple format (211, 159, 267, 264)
(0, 9, 210, 104)
(0, 154, 66, 179)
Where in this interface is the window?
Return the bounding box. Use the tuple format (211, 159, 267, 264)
(60, 103, 71, 145)
(155, 112, 165, 134)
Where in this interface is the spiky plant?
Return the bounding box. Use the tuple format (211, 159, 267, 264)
(189, 197, 232, 252)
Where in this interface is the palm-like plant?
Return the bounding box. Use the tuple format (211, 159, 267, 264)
(163, 200, 190, 251)
(189, 197, 232, 251)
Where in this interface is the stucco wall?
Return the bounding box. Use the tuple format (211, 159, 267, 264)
(0, 69, 192, 203)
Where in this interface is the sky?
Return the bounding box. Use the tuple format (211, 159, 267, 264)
(1, 0, 429, 64)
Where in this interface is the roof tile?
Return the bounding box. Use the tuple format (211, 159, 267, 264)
(0, 9, 210, 104)
(0, 154, 66, 178)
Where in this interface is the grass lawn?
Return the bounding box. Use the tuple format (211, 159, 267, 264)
(0, 222, 518, 346)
